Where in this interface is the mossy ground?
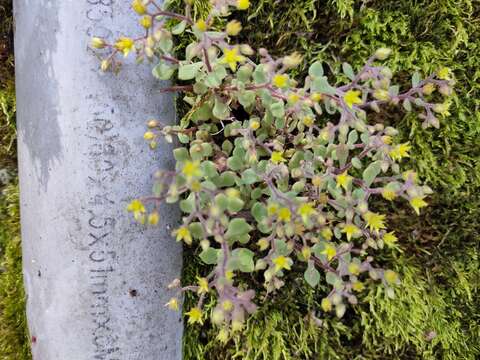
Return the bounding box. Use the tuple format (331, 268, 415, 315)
(178, 0, 480, 359)
(0, 0, 31, 359)
(0, 0, 479, 359)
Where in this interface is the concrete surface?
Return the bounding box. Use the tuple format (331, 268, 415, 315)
(14, 0, 183, 359)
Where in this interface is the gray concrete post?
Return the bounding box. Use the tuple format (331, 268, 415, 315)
(14, 0, 183, 359)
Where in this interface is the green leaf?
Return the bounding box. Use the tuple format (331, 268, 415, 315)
(201, 161, 218, 178)
(213, 98, 230, 119)
(214, 171, 236, 187)
(178, 62, 203, 80)
(152, 62, 175, 80)
(326, 272, 340, 286)
(270, 101, 285, 118)
(171, 20, 187, 35)
(362, 160, 382, 187)
(342, 62, 355, 80)
(231, 248, 255, 272)
(189, 222, 204, 239)
(225, 218, 252, 238)
(308, 61, 324, 78)
(179, 193, 195, 213)
(412, 71, 421, 87)
(403, 98, 412, 112)
(251, 203, 267, 222)
(173, 147, 190, 162)
(253, 64, 268, 83)
(199, 247, 218, 265)
(242, 168, 260, 185)
(238, 90, 256, 108)
(304, 261, 320, 287)
(336, 144, 349, 167)
(347, 130, 358, 145)
(227, 156, 243, 171)
(311, 76, 336, 95)
(227, 197, 244, 213)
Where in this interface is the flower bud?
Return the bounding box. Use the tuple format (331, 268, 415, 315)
(240, 44, 255, 56)
(375, 48, 392, 60)
(226, 20, 242, 36)
(143, 131, 155, 140)
(91, 37, 106, 49)
(147, 119, 158, 128)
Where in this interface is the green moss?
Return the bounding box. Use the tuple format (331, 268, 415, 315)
(0, 183, 30, 360)
(0, 1, 30, 358)
(175, 0, 480, 359)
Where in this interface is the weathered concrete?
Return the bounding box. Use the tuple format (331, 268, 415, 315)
(14, 1, 183, 359)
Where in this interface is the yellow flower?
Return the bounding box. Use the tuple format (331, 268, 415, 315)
(270, 151, 286, 164)
(348, 262, 361, 276)
(277, 207, 291, 222)
(321, 298, 332, 312)
(373, 89, 390, 101)
(132, 0, 146, 14)
(321, 227, 333, 241)
(283, 52, 303, 69)
(91, 37, 106, 49)
(220, 47, 245, 72)
(182, 160, 202, 179)
(342, 223, 361, 241)
(344, 90, 362, 108)
(437, 67, 451, 80)
(322, 243, 337, 261)
(336, 171, 351, 191)
(257, 238, 269, 251)
(422, 83, 436, 95)
(267, 203, 279, 216)
(143, 131, 155, 140)
(272, 74, 289, 88)
(195, 19, 208, 32)
(433, 102, 451, 117)
(298, 203, 316, 222)
(288, 93, 300, 104)
(402, 170, 417, 182)
(148, 211, 160, 225)
(217, 329, 229, 343)
(175, 227, 192, 245)
(186, 307, 203, 324)
(384, 270, 399, 284)
(273, 256, 291, 271)
(352, 281, 365, 292)
(382, 188, 397, 201)
(225, 271, 235, 281)
(301, 246, 311, 260)
(237, 0, 250, 10)
(225, 188, 240, 198)
(222, 300, 234, 311)
(382, 135, 393, 145)
(364, 212, 386, 232)
(250, 120, 260, 130)
(165, 297, 179, 311)
(127, 199, 146, 213)
(389, 142, 411, 161)
(383, 232, 398, 246)
(410, 196, 428, 215)
(310, 92, 323, 102)
(197, 277, 209, 294)
(302, 116, 314, 127)
(139, 15, 152, 28)
(115, 37, 135, 57)
(226, 20, 242, 36)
